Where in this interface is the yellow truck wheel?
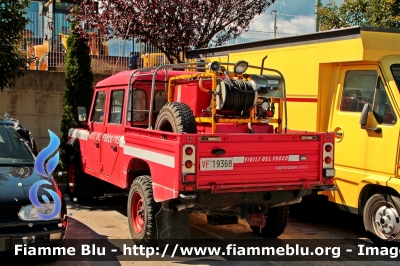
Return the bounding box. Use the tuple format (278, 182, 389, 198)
(363, 193, 400, 244)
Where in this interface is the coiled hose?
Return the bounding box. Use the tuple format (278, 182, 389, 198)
(219, 79, 257, 112)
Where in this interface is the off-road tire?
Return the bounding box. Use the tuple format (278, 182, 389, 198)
(259, 206, 289, 238)
(66, 153, 85, 202)
(66, 141, 103, 203)
(154, 102, 197, 133)
(128, 175, 160, 246)
(363, 192, 400, 245)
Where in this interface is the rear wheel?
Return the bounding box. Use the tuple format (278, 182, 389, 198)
(155, 102, 197, 133)
(128, 175, 159, 246)
(255, 206, 288, 238)
(363, 193, 400, 244)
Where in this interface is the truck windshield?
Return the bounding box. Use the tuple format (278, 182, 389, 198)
(0, 124, 35, 165)
(390, 64, 400, 91)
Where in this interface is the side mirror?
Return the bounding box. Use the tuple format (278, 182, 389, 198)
(359, 103, 382, 134)
(359, 104, 369, 127)
(77, 106, 87, 123)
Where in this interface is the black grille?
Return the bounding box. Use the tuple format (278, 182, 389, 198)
(0, 206, 21, 220)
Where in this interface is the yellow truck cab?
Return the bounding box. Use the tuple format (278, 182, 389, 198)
(185, 27, 400, 244)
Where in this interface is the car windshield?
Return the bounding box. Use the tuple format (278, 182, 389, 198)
(0, 124, 35, 165)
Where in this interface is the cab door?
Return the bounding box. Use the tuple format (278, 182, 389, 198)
(100, 88, 125, 178)
(86, 90, 107, 174)
(329, 65, 399, 210)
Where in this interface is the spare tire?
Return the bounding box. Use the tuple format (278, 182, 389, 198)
(155, 102, 197, 133)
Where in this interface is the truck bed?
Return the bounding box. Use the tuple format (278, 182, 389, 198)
(197, 133, 325, 192)
(123, 127, 334, 199)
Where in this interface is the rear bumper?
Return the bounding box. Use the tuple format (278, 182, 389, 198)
(194, 181, 333, 193)
(177, 189, 313, 210)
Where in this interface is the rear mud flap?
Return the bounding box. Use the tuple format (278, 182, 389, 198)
(155, 208, 191, 241)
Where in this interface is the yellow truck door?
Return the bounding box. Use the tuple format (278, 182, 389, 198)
(329, 65, 399, 210)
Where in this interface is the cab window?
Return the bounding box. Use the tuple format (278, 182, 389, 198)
(127, 89, 147, 122)
(108, 90, 124, 124)
(390, 64, 400, 91)
(91, 91, 106, 122)
(155, 91, 167, 112)
(340, 70, 377, 112)
(372, 78, 397, 125)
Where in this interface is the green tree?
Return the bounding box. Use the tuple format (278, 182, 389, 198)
(0, 0, 31, 91)
(60, 21, 94, 168)
(317, 0, 400, 31)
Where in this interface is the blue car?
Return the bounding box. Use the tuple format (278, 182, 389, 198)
(0, 117, 67, 260)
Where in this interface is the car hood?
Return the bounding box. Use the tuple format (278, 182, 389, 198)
(0, 166, 57, 207)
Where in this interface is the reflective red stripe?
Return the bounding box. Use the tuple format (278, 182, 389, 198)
(286, 97, 318, 102)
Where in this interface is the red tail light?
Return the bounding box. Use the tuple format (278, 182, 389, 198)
(325, 144, 332, 152)
(185, 160, 193, 168)
(324, 157, 332, 164)
(185, 147, 193, 155)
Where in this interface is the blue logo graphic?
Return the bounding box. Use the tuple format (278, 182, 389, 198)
(29, 130, 62, 220)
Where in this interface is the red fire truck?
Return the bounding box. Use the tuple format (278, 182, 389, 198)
(66, 59, 336, 246)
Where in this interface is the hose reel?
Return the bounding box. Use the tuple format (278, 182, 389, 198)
(215, 79, 258, 112)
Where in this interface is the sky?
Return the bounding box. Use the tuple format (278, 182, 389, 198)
(249, 0, 344, 35)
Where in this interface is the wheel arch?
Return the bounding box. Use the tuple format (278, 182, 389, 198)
(66, 138, 83, 167)
(126, 157, 151, 189)
(358, 183, 400, 216)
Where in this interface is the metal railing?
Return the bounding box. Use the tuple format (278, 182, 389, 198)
(22, 10, 298, 74)
(23, 10, 165, 74)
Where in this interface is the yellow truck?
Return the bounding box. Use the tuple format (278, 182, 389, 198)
(140, 52, 226, 69)
(141, 53, 166, 68)
(186, 26, 400, 244)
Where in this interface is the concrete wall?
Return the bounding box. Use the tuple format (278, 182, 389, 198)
(0, 70, 109, 149)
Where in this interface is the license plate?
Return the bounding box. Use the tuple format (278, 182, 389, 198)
(200, 158, 233, 171)
(0, 237, 8, 252)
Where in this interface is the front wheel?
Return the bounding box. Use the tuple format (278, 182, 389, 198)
(67, 153, 104, 203)
(363, 193, 400, 244)
(127, 175, 159, 246)
(67, 155, 83, 202)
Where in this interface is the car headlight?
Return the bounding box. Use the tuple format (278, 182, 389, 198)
(18, 203, 60, 221)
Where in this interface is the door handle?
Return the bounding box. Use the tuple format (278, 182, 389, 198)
(111, 145, 117, 151)
(333, 127, 344, 142)
(94, 142, 99, 148)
